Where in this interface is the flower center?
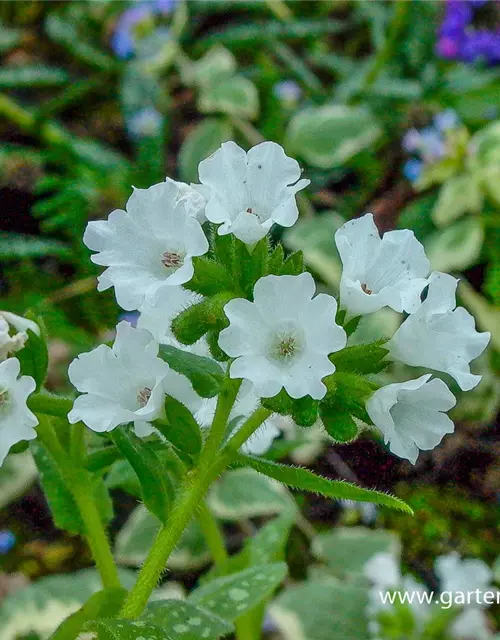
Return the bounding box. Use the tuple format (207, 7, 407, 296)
(361, 283, 373, 295)
(0, 388, 11, 414)
(137, 387, 152, 407)
(269, 325, 305, 363)
(161, 251, 184, 269)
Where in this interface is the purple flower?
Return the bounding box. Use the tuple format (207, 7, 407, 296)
(434, 109, 460, 132)
(273, 80, 302, 105)
(111, 1, 177, 59)
(436, 1, 500, 65)
(402, 128, 422, 153)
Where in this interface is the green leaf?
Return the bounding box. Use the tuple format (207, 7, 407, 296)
(16, 324, 48, 391)
(207, 468, 296, 520)
(184, 256, 234, 296)
(311, 527, 401, 578)
(290, 395, 318, 427)
(320, 406, 359, 443)
(0, 451, 37, 509)
(50, 587, 127, 640)
(83, 619, 168, 640)
(0, 233, 71, 260)
(110, 429, 174, 523)
(199, 75, 259, 120)
(283, 214, 344, 289)
(158, 344, 225, 398)
(157, 395, 203, 456)
(267, 244, 285, 275)
(141, 600, 234, 639)
(425, 216, 484, 272)
(116, 505, 211, 571)
(179, 118, 233, 183)
(191, 46, 237, 87)
(397, 193, 438, 242)
(105, 459, 142, 498)
(322, 371, 376, 423)
(31, 441, 112, 535)
(432, 174, 483, 227)
(329, 342, 389, 375)
(0, 569, 136, 640)
(281, 250, 304, 276)
(235, 454, 413, 513)
(286, 106, 382, 168)
(0, 65, 69, 88)
(270, 578, 370, 640)
(189, 563, 288, 622)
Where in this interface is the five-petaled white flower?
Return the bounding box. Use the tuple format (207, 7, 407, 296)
(435, 553, 493, 608)
(0, 358, 38, 466)
(83, 181, 209, 310)
(198, 141, 310, 245)
(0, 311, 40, 362)
(218, 273, 346, 400)
(335, 213, 430, 318)
(366, 374, 456, 464)
(388, 272, 490, 391)
(68, 321, 200, 437)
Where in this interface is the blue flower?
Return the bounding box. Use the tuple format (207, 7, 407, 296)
(273, 80, 302, 106)
(111, 1, 177, 59)
(403, 159, 423, 183)
(0, 530, 16, 554)
(433, 109, 460, 132)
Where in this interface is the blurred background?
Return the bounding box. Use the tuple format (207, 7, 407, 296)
(0, 1, 499, 638)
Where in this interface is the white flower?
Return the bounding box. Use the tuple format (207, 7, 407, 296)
(335, 214, 430, 318)
(0, 312, 40, 362)
(165, 177, 207, 224)
(138, 286, 202, 348)
(366, 374, 456, 464)
(0, 358, 38, 466)
(198, 141, 309, 244)
(218, 273, 346, 400)
(364, 552, 401, 590)
(68, 321, 200, 437)
(388, 272, 491, 391)
(83, 181, 209, 310)
(435, 553, 494, 607)
(450, 609, 493, 640)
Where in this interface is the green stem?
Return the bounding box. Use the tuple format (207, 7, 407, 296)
(358, 0, 409, 94)
(197, 500, 229, 574)
(229, 116, 265, 146)
(35, 416, 120, 589)
(28, 392, 73, 418)
(71, 479, 122, 589)
(120, 378, 241, 618)
(202, 378, 242, 462)
(265, 0, 293, 22)
(224, 407, 272, 455)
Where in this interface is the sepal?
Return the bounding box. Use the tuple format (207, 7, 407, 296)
(171, 292, 232, 345)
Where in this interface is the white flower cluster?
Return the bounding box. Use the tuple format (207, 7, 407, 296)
(364, 551, 497, 640)
(336, 215, 489, 463)
(70, 142, 490, 461)
(0, 140, 490, 467)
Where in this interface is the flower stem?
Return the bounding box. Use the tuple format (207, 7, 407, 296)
(224, 406, 272, 455)
(197, 500, 229, 574)
(358, 0, 410, 95)
(71, 478, 122, 589)
(35, 416, 120, 589)
(120, 378, 241, 618)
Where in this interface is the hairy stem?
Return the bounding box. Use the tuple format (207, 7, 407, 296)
(35, 416, 121, 589)
(120, 379, 241, 618)
(197, 500, 229, 574)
